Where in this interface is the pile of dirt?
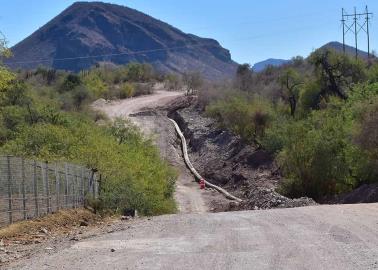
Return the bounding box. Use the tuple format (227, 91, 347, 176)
(322, 183, 378, 204)
(0, 209, 124, 266)
(92, 98, 108, 107)
(170, 101, 316, 211)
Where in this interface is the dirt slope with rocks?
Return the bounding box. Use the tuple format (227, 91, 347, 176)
(169, 99, 315, 210)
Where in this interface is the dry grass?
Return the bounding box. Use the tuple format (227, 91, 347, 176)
(0, 209, 100, 240)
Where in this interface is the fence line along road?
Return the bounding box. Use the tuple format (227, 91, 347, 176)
(0, 156, 98, 227)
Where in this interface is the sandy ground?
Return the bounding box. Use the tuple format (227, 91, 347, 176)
(96, 90, 183, 119)
(9, 204, 378, 270)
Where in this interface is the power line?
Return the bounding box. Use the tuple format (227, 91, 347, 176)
(6, 44, 206, 65)
(341, 6, 373, 58)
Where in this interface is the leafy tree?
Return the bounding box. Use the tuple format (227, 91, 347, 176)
(0, 32, 12, 60)
(126, 63, 154, 82)
(183, 72, 203, 95)
(277, 111, 353, 199)
(60, 74, 81, 93)
(309, 49, 366, 100)
(298, 80, 322, 113)
(236, 63, 253, 91)
(279, 68, 303, 116)
(354, 99, 378, 182)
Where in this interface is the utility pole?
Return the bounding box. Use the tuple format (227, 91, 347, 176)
(341, 6, 373, 59)
(366, 5, 371, 58)
(341, 8, 346, 54)
(354, 7, 358, 59)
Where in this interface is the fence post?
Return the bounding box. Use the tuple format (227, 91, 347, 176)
(95, 174, 100, 199)
(41, 162, 50, 214)
(21, 158, 27, 220)
(73, 171, 77, 209)
(33, 160, 39, 217)
(55, 164, 60, 211)
(81, 167, 84, 206)
(7, 156, 13, 224)
(64, 163, 68, 208)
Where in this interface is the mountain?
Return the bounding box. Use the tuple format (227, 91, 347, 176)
(252, 58, 290, 72)
(6, 1, 237, 80)
(319, 41, 369, 59)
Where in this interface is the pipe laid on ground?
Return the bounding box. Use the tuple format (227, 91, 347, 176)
(169, 118, 243, 203)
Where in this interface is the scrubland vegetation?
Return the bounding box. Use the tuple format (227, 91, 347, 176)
(202, 50, 378, 201)
(0, 41, 177, 215)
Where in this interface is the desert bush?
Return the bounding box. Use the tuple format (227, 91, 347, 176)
(353, 98, 378, 183)
(125, 63, 154, 82)
(60, 74, 81, 93)
(183, 72, 203, 95)
(235, 63, 254, 91)
(277, 111, 353, 199)
(206, 95, 273, 143)
(72, 85, 93, 109)
(164, 74, 182, 91)
(82, 72, 107, 98)
(119, 82, 135, 99)
(134, 82, 154, 96)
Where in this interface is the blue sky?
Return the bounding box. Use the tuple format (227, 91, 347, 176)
(1, 0, 377, 64)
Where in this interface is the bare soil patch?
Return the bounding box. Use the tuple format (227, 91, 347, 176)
(0, 209, 128, 267)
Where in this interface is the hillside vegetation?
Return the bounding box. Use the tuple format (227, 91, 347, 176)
(0, 46, 177, 215)
(203, 50, 378, 201)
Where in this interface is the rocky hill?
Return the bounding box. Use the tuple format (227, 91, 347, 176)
(319, 41, 369, 59)
(6, 1, 237, 80)
(252, 58, 290, 72)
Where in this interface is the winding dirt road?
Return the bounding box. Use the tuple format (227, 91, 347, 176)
(93, 90, 222, 213)
(9, 91, 378, 270)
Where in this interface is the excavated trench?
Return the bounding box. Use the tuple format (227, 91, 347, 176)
(168, 99, 316, 211)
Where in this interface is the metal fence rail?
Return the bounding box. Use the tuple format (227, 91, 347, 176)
(0, 156, 98, 227)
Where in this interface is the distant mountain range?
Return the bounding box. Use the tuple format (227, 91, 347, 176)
(252, 58, 290, 72)
(319, 41, 369, 59)
(6, 2, 237, 80)
(252, 41, 370, 72)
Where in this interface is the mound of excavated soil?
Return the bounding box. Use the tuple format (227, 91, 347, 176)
(170, 103, 315, 210)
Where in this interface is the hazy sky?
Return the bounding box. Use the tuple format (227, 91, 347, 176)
(1, 0, 378, 64)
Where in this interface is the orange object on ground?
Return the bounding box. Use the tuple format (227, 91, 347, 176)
(199, 179, 206, 189)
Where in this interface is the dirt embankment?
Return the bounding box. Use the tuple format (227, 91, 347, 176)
(169, 99, 315, 211)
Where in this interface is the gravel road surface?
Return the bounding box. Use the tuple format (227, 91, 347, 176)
(10, 204, 378, 270)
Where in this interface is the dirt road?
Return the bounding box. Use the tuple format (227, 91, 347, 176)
(96, 90, 183, 119)
(93, 90, 225, 213)
(10, 204, 378, 270)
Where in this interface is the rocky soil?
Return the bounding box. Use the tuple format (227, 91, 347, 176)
(169, 100, 316, 211)
(0, 210, 135, 268)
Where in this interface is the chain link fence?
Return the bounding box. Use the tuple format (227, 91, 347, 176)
(0, 156, 98, 227)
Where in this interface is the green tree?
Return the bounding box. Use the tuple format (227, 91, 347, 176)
(309, 49, 366, 100)
(60, 74, 82, 93)
(183, 72, 203, 95)
(279, 68, 303, 117)
(236, 63, 253, 91)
